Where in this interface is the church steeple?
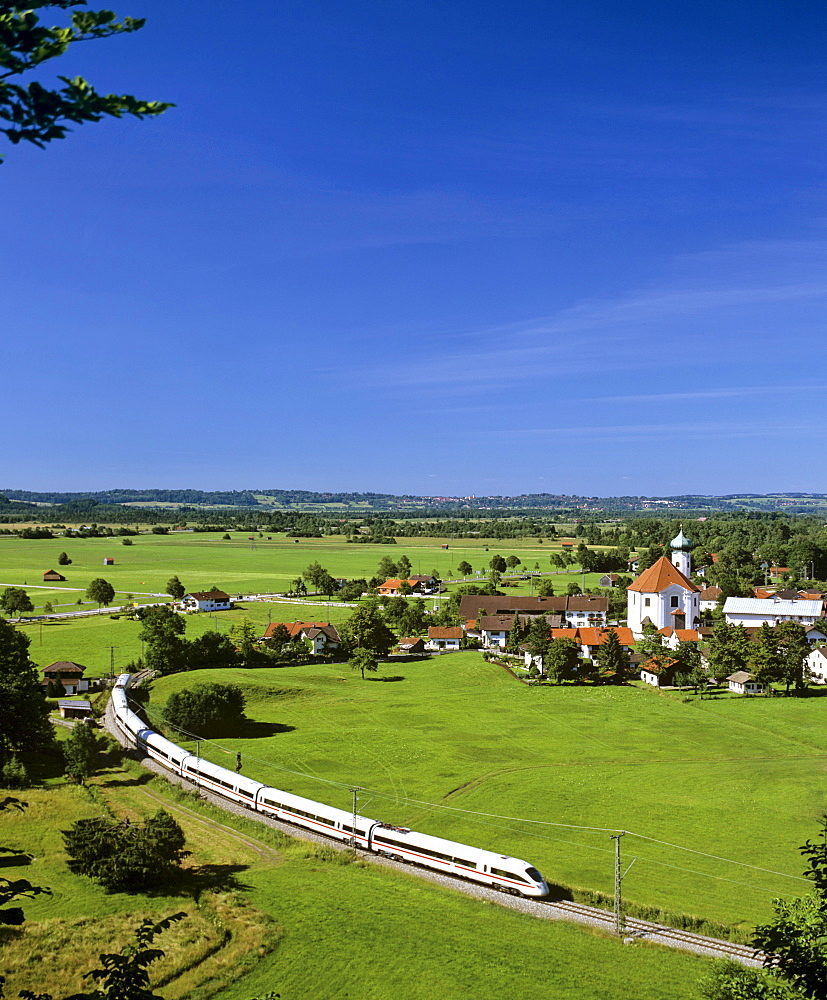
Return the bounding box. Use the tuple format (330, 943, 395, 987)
(670, 525, 692, 578)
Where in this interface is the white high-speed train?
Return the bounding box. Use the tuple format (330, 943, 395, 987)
(111, 673, 549, 898)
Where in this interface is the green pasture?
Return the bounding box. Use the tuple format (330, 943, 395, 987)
(15, 600, 352, 678)
(147, 655, 827, 931)
(1, 762, 713, 1000)
(0, 531, 607, 604)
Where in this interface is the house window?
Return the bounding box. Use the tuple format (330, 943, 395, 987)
(644, 598, 650, 607)
(671, 596, 679, 608)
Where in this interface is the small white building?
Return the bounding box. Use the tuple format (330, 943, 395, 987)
(806, 646, 827, 684)
(726, 671, 764, 695)
(723, 597, 823, 628)
(698, 586, 723, 612)
(425, 626, 462, 651)
(180, 590, 233, 613)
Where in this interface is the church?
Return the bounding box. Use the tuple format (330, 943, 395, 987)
(627, 528, 701, 637)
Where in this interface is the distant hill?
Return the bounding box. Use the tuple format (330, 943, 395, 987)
(3, 488, 827, 516)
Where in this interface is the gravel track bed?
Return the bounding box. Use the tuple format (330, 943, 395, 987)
(104, 702, 761, 967)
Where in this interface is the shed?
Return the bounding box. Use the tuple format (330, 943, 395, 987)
(397, 637, 426, 654)
(103, 557, 115, 565)
(43, 569, 66, 582)
(726, 671, 764, 695)
(57, 700, 93, 720)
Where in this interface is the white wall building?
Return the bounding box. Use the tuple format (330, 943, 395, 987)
(627, 529, 701, 639)
(180, 590, 233, 613)
(722, 597, 823, 628)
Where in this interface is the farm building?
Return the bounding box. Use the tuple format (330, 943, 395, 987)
(806, 646, 827, 684)
(43, 661, 89, 695)
(640, 658, 680, 688)
(42, 569, 66, 582)
(180, 590, 233, 612)
(397, 637, 426, 654)
(103, 557, 115, 565)
(263, 621, 340, 654)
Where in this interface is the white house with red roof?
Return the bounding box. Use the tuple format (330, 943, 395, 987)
(626, 528, 701, 638)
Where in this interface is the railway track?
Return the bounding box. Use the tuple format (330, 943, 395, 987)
(104, 700, 765, 968)
(537, 897, 763, 964)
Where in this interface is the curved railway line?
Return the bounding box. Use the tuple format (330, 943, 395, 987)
(104, 697, 765, 968)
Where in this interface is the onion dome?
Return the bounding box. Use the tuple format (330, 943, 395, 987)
(670, 526, 692, 550)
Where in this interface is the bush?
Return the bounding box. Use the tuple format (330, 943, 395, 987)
(64, 809, 188, 893)
(0, 756, 30, 789)
(164, 682, 246, 737)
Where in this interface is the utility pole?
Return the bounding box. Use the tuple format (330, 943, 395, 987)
(351, 787, 362, 848)
(610, 832, 626, 935)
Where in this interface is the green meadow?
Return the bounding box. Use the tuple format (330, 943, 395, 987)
(147, 655, 827, 933)
(1, 760, 714, 1000)
(2, 531, 607, 674)
(0, 530, 604, 606)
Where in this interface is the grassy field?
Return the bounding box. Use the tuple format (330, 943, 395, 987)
(1, 756, 715, 1000)
(145, 655, 826, 933)
(0, 531, 606, 606)
(2, 531, 609, 676)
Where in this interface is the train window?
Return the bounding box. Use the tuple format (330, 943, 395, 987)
(238, 789, 252, 799)
(374, 834, 394, 845)
(525, 867, 543, 882)
(453, 858, 475, 868)
(491, 867, 529, 883)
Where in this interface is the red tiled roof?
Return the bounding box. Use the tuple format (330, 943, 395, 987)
(428, 627, 462, 639)
(627, 557, 700, 594)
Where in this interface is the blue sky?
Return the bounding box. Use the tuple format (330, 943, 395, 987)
(3, 0, 826, 496)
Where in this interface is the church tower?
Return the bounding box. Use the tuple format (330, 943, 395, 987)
(670, 526, 692, 578)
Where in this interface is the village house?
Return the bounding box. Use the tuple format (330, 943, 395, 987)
(726, 671, 764, 695)
(698, 586, 723, 612)
(43, 661, 89, 695)
(805, 646, 827, 684)
(599, 574, 620, 588)
(458, 594, 608, 628)
(179, 589, 233, 613)
(425, 626, 463, 651)
(378, 575, 438, 596)
(42, 569, 66, 582)
(263, 621, 341, 654)
(640, 657, 680, 688)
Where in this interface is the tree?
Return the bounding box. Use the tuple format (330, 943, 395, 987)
(596, 629, 627, 679)
(457, 561, 472, 577)
(302, 561, 330, 593)
(755, 621, 809, 695)
(505, 555, 521, 572)
(396, 555, 412, 578)
(506, 612, 525, 654)
(186, 630, 239, 671)
(63, 810, 188, 894)
(289, 577, 307, 597)
(489, 554, 507, 573)
(338, 579, 367, 602)
(0, 618, 51, 765)
(63, 720, 101, 783)
(137, 605, 186, 674)
(398, 580, 413, 596)
(399, 598, 427, 636)
(228, 618, 258, 666)
(57, 551, 70, 565)
(0, 587, 33, 618)
(488, 569, 502, 589)
(42, 601, 53, 615)
(165, 576, 185, 600)
(525, 617, 551, 662)
(163, 682, 246, 737)
(706, 620, 752, 681)
(86, 578, 115, 608)
(544, 638, 580, 683)
(0, 1, 172, 164)
(536, 578, 555, 597)
(338, 603, 396, 656)
(349, 647, 378, 680)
